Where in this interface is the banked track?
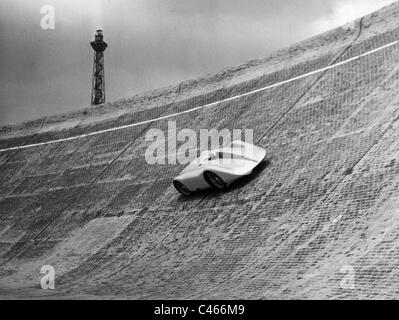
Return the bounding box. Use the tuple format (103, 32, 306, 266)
(1, 4, 399, 299)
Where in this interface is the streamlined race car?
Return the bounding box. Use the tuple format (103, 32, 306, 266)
(172, 141, 266, 196)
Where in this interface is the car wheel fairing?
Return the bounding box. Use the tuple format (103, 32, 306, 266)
(173, 180, 192, 196)
(204, 171, 227, 190)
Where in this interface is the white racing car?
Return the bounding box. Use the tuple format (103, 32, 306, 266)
(172, 141, 267, 196)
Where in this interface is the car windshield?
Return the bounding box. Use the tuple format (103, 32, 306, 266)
(207, 152, 233, 161)
(231, 142, 243, 148)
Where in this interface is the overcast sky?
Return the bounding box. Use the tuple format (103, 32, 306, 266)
(0, 0, 396, 125)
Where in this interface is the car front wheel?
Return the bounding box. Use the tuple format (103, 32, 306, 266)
(173, 180, 192, 196)
(204, 171, 227, 190)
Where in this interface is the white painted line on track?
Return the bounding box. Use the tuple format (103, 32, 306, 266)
(1, 40, 398, 153)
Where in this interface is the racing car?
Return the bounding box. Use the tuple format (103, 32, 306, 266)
(172, 140, 266, 196)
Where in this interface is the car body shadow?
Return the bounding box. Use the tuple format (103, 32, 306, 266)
(225, 158, 271, 192)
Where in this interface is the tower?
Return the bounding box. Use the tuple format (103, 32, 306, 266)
(90, 30, 108, 106)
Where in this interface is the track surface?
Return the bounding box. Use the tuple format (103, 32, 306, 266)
(1, 4, 399, 299)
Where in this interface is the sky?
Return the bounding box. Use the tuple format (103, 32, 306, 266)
(0, 0, 396, 125)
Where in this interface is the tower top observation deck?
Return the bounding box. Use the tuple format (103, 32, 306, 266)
(91, 29, 108, 52)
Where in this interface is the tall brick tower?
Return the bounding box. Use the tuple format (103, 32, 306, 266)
(90, 30, 108, 106)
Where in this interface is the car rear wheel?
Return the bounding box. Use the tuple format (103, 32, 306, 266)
(173, 180, 192, 196)
(204, 171, 227, 190)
